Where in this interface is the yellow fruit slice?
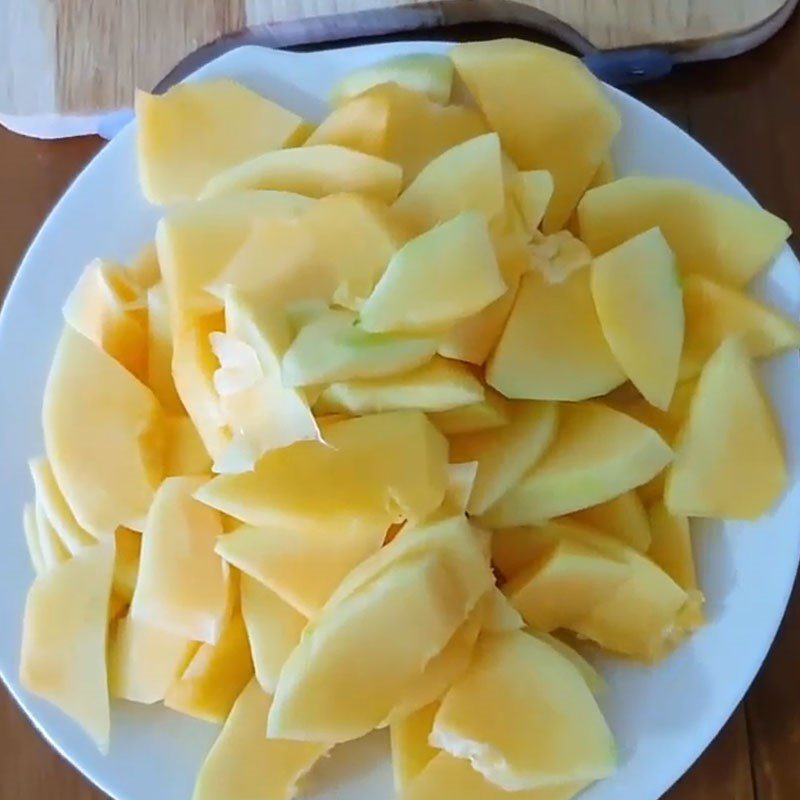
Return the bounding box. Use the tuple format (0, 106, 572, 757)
(481, 587, 525, 634)
(193, 679, 327, 800)
(22, 503, 45, 575)
(125, 242, 161, 290)
(315, 356, 484, 415)
(431, 631, 615, 790)
(112, 527, 141, 604)
(450, 401, 558, 515)
(359, 211, 506, 334)
(240, 574, 307, 693)
(164, 416, 212, 476)
(681, 274, 800, 379)
(136, 79, 307, 204)
(452, 39, 620, 232)
(577, 176, 790, 286)
(29, 457, 96, 554)
(512, 170, 555, 236)
(393, 133, 506, 232)
(391, 703, 440, 794)
(488, 267, 625, 401)
(570, 491, 652, 552)
(130, 477, 228, 644)
(331, 54, 455, 106)
(482, 403, 672, 525)
(526, 630, 605, 696)
(666, 338, 787, 519)
(200, 144, 402, 202)
(165, 606, 254, 724)
(429, 388, 511, 435)
(442, 462, 480, 516)
(146, 282, 183, 413)
(492, 522, 566, 580)
(34, 502, 70, 569)
(591, 229, 684, 410)
(217, 520, 386, 617)
(108, 616, 196, 704)
(43, 327, 163, 537)
(20, 540, 115, 751)
(504, 537, 629, 633)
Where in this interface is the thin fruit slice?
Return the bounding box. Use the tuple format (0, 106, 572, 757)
(240, 574, 306, 693)
(43, 327, 163, 537)
(591, 228, 684, 409)
(359, 211, 505, 334)
(331, 54, 454, 105)
(130, 477, 228, 644)
(442, 462, 480, 516)
(282, 309, 438, 387)
(136, 79, 307, 204)
(193, 679, 327, 800)
(492, 522, 570, 581)
(429, 388, 511, 435)
(452, 39, 620, 232)
(35, 502, 69, 569)
(503, 538, 629, 633)
(146, 282, 183, 413)
(431, 631, 615, 790)
(483, 403, 672, 525)
(22, 504, 45, 575)
(487, 268, 625, 401)
(164, 415, 212, 476)
(513, 170, 555, 236)
(481, 587, 525, 634)
(526, 631, 605, 696)
(450, 401, 558, 515)
(570, 491, 652, 552)
(20, 540, 115, 751)
(315, 357, 484, 415)
(108, 616, 196, 704)
(112, 527, 141, 605)
(681, 274, 800, 379)
(391, 703, 440, 794)
(200, 144, 402, 202)
(577, 176, 790, 286)
(666, 338, 787, 519)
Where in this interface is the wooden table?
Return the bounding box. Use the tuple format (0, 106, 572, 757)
(1, 17, 800, 800)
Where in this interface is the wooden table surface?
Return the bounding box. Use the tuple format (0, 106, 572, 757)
(2, 16, 800, 800)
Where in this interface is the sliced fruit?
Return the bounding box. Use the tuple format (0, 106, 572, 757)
(331, 54, 455, 105)
(63, 258, 147, 380)
(681, 274, 800, 379)
(22, 504, 44, 575)
(164, 606, 254, 724)
(136, 79, 307, 204)
(577, 176, 791, 286)
(482, 403, 672, 526)
(125, 242, 161, 290)
(391, 703, 440, 794)
(666, 338, 786, 519)
(29, 457, 95, 554)
(526, 630, 605, 696)
(392, 133, 506, 232)
(34, 502, 69, 569)
(164, 415, 212, 476)
(112, 527, 141, 604)
(314, 357, 484, 415)
(359, 211, 505, 333)
(20, 540, 115, 751)
(452, 39, 620, 232)
(487, 268, 625, 401)
(450, 401, 558, 516)
(217, 520, 386, 617)
(571, 491, 652, 552)
(282, 308, 438, 387)
(591, 228, 684, 409)
(431, 630, 615, 790)
(429, 388, 511, 435)
(240, 574, 307, 693)
(130, 476, 228, 644)
(43, 327, 163, 537)
(442, 462, 480, 516)
(504, 537, 629, 633)
(200, 144, 402, 202)
(193, 679, 328, 800)
(481, 587, 524, 634)
(491, 520, 583, 580)
(512, 170, 555, 236)
(108, 616, 196, 704)
(146, 282, 183, 413)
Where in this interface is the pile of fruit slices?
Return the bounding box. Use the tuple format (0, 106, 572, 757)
(18, 38, 799, 800)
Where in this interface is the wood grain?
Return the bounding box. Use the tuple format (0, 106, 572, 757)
(0, 0, 790, 115)
(2, 17, 800, 800)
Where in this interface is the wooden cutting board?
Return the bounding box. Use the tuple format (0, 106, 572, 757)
(0, 0, 794, 116)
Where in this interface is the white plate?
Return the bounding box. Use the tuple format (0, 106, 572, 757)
(1, 40, 799, 800)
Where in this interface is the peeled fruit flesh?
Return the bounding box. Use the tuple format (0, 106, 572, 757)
(391, 703, 440, 793)
(481, 587, 525, 634)
(452, 39, 621, 232)
(681, 274, 800, 379)
(570, 491, 652, 553)
(193, 679, 328, 800)
(513, 170, 555, 236)
(146, 282, 183, 412)
(20, 540, 115, 751)
(200, 144, 403, 203)
(431, 630, 615, 790)
(359, 211, 506, 334)
(331, 53, 455, 106)
(164, 415, 212, 476)
(591, 228, 684, 409)
(488, 268, 626, 401)
(526, 631, 605, 696)
(131, 477, 228, 644)
(666, 338, 786, 519)
(483, 402, 673, 526)
(136, 79, 308, 204)
(43, 327, 163, 538)
(35, 502, 69, 569)
(578, 176, 791, 286)
(22, 504, 44, 575)
(429, 388, 511, 435)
